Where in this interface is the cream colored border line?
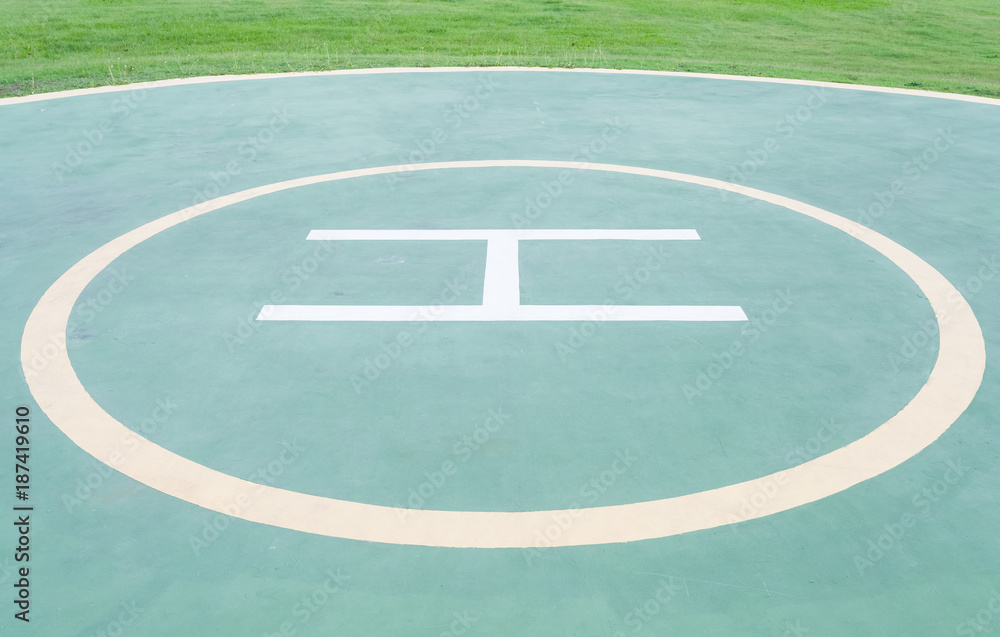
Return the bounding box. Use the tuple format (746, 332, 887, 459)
(21, 160, 986, 548)
(2, 67, 1000, 107)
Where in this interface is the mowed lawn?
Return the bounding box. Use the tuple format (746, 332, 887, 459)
(1, 0, 998, 97)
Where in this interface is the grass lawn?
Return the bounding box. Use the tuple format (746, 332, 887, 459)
(0, 0, 998, 98)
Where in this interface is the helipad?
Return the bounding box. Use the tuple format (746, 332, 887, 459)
(2, 68, 998, 636)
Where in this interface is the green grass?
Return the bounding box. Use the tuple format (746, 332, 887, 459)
(1, 0, 998, 98)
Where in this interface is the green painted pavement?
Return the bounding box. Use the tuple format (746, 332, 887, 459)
(0, 70, 998, 635)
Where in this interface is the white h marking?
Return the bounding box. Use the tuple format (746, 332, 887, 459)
(257, 229, 747, 322)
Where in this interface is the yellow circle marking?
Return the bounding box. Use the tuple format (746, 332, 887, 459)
(21, 160, 985, 548)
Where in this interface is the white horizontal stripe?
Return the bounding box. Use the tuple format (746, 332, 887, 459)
(306, 229, 700, 241)
(257, 304, 747, 322)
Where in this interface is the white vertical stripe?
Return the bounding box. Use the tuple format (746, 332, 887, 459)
(482, 237, 520, 315)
